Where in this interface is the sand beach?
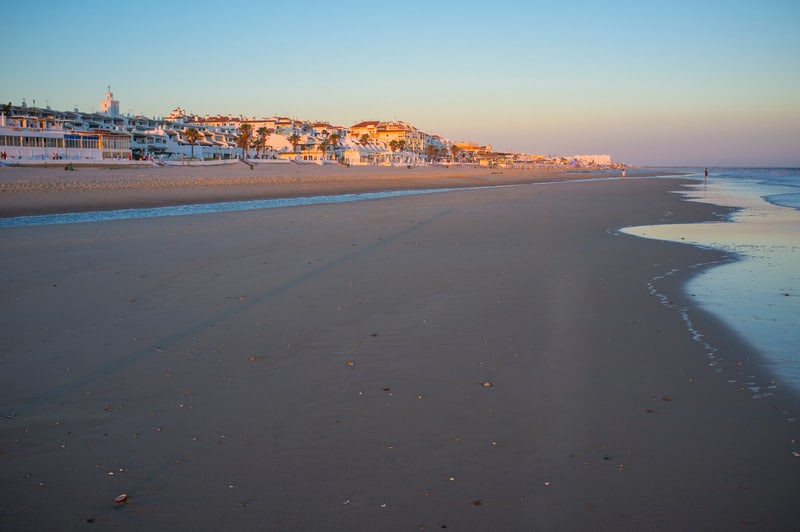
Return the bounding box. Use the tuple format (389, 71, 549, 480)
(1, 163, 631, 218)
(1, 166, 799, 530)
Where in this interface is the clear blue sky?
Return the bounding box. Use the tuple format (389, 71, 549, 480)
(3, 0, 798, 165)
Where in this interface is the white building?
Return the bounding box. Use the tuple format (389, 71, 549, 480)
(571, 154, 612, 166)
(99, 86, 120, 116)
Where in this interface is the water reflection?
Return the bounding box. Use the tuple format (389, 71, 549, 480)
(623, 178, 800, 391)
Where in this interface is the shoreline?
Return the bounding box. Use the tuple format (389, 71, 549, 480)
(0, 164, 669, 218)
(623, 172, 800, 402)
(2, 176, 798, 530)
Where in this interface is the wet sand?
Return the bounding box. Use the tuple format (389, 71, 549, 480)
(1, 177, 799, 531)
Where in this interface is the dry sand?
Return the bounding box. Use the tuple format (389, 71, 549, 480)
(1, 163, 634, 218)
(1, 174, 799, 531)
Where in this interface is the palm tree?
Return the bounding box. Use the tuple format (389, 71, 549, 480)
(287, 133, 302, 153)
(184, 128, 201, 159)
(256, 127, 270, 158)
(426, 145, 438, 162)
(397, 140, 406, 152)
(318, 139, 330, 161)
(450, 145, 461, 163)
(329, 133, 341, 158)
(237, 123, 253, 159)
(359, 133, 370, 146)
(388, 139, 399, 152)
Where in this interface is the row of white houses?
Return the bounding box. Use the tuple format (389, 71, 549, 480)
(0, 108, 440, 167)
(1, 90, 615, 167)
(0, 90, 451, 166)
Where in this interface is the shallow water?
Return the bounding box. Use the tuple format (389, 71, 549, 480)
(623, 169, 800, 394)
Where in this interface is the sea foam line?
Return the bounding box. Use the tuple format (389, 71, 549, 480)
(0, 185, 511, 228)
(644, 259, 785, 403)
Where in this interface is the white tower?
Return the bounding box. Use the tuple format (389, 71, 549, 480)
(100, 86, 120, 116)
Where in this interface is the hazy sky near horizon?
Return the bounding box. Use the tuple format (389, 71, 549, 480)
(3, 0, 798, 165)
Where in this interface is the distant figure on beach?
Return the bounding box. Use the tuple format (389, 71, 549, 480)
(621, 169, 626, 177)
(704, 168, 708, 179)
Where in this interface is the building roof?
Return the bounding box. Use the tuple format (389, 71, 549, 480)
(350, 120, 380, 129)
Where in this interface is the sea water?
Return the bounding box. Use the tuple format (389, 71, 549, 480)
(623, 168, 800, 395)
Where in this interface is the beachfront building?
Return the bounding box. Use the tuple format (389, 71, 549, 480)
(1, 97, 483, 166)
(0, 102, 133, 162)
(424, 134, 451, 163)
(348, 121, 380, 143)
(1, 88, 609, 167)
(346, 120, 451, 164)
(310, 121, 345, 138)
(0, 99, 238, 163)
(183, 115, 350, 160)
(341, 136, 407, 166)
(452, 142, 493, 164)
(571, 154, 612, 166)
(374, 121, 423, 152)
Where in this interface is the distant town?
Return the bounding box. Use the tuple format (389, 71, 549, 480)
(1, 89, 619, 169)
